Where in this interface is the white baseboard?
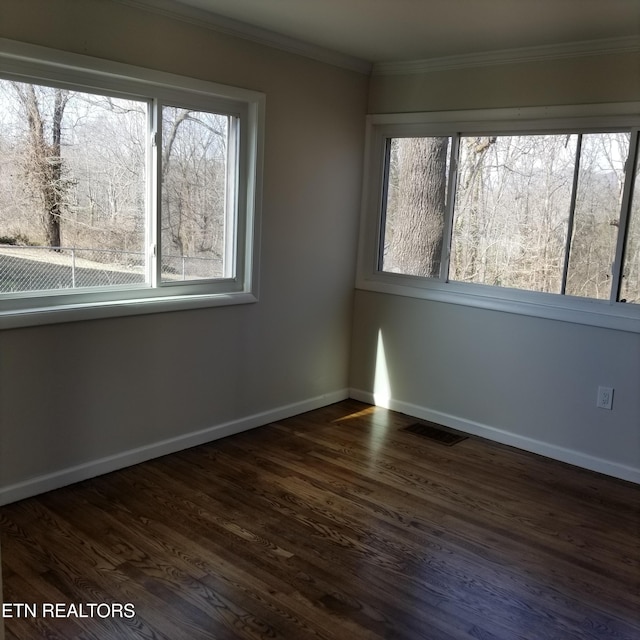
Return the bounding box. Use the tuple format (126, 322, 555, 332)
(0, 389, 349, 506)
(349, 388, 640, 485)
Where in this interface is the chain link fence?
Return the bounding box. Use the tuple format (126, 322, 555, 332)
(161, 254, 224, 280)
(0, 246, 221, 293)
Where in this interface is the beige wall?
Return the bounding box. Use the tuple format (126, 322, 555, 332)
(350, 291, 640, 479)
(0, 0, 368, 499)
(369, 50, 640, 113)
(353, 50, 640, 482)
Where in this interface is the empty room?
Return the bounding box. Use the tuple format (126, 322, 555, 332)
(0, 0, 639, 638)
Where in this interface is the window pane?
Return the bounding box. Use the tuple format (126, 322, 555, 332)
(380, 136, 450, 278)
(0, 79, 146, 293)
(565, 133, 629, 300)
(450, 135, 577, 293)
(621, 144, 640, 304)
(161, 106, 230, 282)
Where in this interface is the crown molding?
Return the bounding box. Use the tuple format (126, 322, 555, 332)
(373, 35, 640, 76)
(108, 0, 372, 75)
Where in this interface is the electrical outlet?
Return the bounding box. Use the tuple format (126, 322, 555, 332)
(597, 386, 614, 410)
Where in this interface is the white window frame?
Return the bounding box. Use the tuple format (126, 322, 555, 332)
(0, 38, 264, 329)
(357, 105, 640, 334)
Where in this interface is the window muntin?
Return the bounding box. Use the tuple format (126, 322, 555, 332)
(160, 106, 233, 282)
(380, 136, 451, 278)
(0, 81, 242, 293)
(357, 108, 640, 332)
(451, 134, 577, 294)
(376, 128, 639, 305)
(0, 39, 263, 327)
(565, 133, 630, 300)
(0, 81, 148, 294)
(620, 154, 640, 304)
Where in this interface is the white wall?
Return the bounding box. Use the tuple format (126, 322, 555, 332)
(0, 0, 368, 503)
(352, 51, 640, 483)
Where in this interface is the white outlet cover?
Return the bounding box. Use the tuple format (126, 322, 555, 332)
(597, 386, 614, 410)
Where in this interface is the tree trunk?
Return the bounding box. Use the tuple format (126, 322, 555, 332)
(12, 83, 68, 249)
(386, 137, 449, 277)
(44, 89, 67, 248)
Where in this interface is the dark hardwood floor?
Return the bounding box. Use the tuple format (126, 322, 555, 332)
(2, 400, 639, 639)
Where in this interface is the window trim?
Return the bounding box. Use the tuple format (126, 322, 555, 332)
(0, 38, 264, 329)
(356, 105, 640, 334)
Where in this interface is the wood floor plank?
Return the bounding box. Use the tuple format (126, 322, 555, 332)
(2, 400, 639, 639)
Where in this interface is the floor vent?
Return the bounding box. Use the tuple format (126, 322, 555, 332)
(403, 422, 468, 446)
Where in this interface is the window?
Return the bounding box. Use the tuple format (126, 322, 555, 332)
(358, 107, 640, 332)
(0, 39, 264, 328)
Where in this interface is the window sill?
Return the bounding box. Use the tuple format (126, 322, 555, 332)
(0, 291, 258, 330)
(356, 274, 640, 334)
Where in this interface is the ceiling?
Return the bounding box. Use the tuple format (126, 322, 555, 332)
(168, 0, 640, 64)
